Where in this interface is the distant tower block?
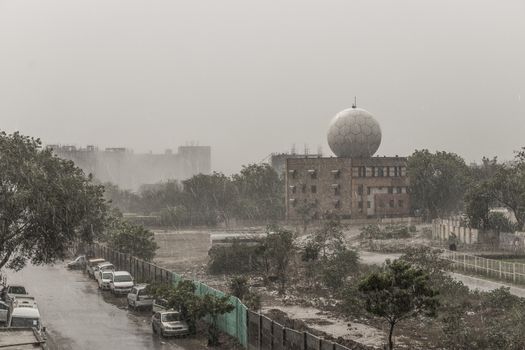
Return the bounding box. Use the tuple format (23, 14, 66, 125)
(327, 106, 382, 158)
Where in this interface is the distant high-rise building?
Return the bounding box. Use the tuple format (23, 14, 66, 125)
(48, 144, 211, 190)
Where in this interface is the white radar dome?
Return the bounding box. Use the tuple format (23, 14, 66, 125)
(327, 107, 382, 158)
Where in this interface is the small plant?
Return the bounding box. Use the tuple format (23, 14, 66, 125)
(229, 276, 249, 300)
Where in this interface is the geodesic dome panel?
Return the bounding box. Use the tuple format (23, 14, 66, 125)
(327, 107, 382, 158)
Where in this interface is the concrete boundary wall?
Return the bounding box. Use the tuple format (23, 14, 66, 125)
(431, 219, 479, 244)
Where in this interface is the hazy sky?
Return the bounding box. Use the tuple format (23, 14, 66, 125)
(1, 0, 524, 173)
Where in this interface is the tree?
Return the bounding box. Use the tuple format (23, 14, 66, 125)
(466, 150, 525, 231)
(105, 213, 158, 261)
(321, 245, 359, 291)
(0, 132, 107, 271)
(182, 172, 237, 226)
(407, 150, 470, 220)
(232, 164, 284, 221)
(229, 276, 249, 300)
(295, 201, 318, 233)
(358, 259, 439, 350)
(261, 225, 295, 294)
(201, 294, 235, 346)
(314, 215, 344, 258)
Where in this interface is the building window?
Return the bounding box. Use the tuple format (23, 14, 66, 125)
(358, 201, 363, 209)
(357, 184, 364, 195)
(394, 167, 399, 177)
(290, 186, 296, 194)
(367, 187, 371, 195)
(302, 184, 307, 193)
(332, 169, 341, 179)
(334, 187, 340, 196)
(378, 167, 384, 177)
(289, 198, 297, 207)
(311, 185, 317, 193)
(358, 166, 366, 177)
(371, 167, 375, 177)
(396, 187, 402, 194)
(386, 167, 390, 177)
(308, 169, 317, 179)
(398, 200, 404, 207)
(367, 201, 371, 208)
(289, 169, 297, 179)
(388, 187, 393, 194)
(389, 200, 395, 208)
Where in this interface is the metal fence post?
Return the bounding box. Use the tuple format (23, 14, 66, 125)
(499, 260, 502, 279)
(513, 263, 516, 283)
(258, 314, 262, 350)
(303, 332, 307, 350)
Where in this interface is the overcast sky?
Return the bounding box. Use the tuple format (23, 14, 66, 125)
(1, 0, 524, 173)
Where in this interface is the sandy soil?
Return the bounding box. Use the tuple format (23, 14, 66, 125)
(262, 305, 386, 348)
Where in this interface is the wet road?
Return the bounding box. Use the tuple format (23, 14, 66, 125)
(5, 264, 207, 350)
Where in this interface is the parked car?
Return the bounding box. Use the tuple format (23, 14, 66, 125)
(9, 305, 45, 338)
(127, 284, 153, 310)
(151, 310, 189, 337)
(97, 270, 114, 290)
(152, 298, 169, 313)
(67, 255, 87, 270)
(94, 262, 115, 285)
(0, 300, 8, 324)
(109, 271, 134, 295)
(1, 285, 29, 304)
(11, 296, 38, 309)
(86, 258, 105, 278)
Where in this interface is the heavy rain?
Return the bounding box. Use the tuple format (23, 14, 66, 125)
(1, 1, 525, 350)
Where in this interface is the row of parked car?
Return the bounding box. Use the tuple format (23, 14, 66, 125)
(0, 283, 46, 338)
(67, 255, 189, 337)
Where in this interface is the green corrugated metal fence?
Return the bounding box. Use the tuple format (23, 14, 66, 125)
(172, 273, 248, 347)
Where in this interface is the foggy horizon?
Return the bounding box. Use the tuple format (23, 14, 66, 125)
(1, 0, 524, 174)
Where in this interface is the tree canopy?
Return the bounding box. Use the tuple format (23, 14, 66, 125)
(0, 132, 107, 270)
(407, 149, 470, 220)
(358, 259, 439, 350)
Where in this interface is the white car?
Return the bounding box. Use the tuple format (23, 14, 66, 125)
(109, 271, 134, 296)
(97, 270, 114, 290)
(9, 306, 45, 338)
(86, 258, 105, 278)
(2, 285, 29, 304)
(127, 284, 153, 310)
(94, 262, 115, 285)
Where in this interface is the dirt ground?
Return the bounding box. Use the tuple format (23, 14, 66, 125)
(149, 224, 435, 349)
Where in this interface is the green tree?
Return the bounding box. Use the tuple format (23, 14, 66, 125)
(228, 276, 249, 299)
(182, 172, 236, 226)
(358, 259, 439, 350)
(106, 214, 158, 261)
(201, 294, 235, 346)
(232, 164, 284, 221)
(261, 225, 295, 294)
(295, 201, 318, 233)
(314, 215, 344, 258)
(0, 132, 107, 271)
(321, 245, 359, 291)
(407, 149, 470, 220)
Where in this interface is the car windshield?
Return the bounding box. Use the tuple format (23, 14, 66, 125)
(9, 287, 27, 295)
(102, 272, 112, 279)
(114, 275, 132, 282)
(162, 313, 180, 322)
(11, 317, 39, 328)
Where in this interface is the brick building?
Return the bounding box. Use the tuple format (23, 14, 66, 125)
(285, 156, 410, 220)
(285, 105, 411, 220)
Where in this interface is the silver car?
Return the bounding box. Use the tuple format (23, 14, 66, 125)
(127, 285, 153, 310)
(151, 310, 189, 337)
